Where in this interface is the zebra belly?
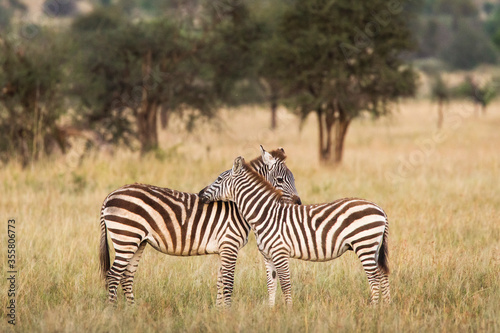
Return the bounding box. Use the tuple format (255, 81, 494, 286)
(289, 248, 348, 262)
(143, 233, 223, 255)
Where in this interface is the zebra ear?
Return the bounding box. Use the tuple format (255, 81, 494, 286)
(260, 145, 276, 167)
(232, 156, 244, 174)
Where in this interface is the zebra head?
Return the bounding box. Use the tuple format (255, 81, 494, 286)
(259, 145, 301, 205)
(199, 146, 301, 205)
(199, 157, 244, 203)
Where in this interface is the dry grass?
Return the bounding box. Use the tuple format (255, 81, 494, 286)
(1, 99, 499, 332)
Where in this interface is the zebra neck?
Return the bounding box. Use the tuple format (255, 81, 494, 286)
(248, 160, 265, 175)
(233, 176, 280, 225)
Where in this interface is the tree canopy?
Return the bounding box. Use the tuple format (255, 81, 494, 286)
(0, 28, 67, 165)
(264, 0, 417, 163)
(0, 0, 422, 165)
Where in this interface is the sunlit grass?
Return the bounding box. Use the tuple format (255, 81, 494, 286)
(0, 99, 499, 332)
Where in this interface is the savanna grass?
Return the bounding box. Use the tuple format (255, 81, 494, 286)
(1, 99, 499, 332)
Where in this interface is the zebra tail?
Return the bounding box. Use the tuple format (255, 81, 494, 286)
(99, 209, 111, 280)
(378, 224, 390, 275)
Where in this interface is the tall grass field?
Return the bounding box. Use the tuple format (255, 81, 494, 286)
(1, 99, 499, 332)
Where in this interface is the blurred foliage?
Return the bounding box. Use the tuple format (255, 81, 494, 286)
(201, 0, 263, 105)
(8, 0, 492, 165)
(0, 6, 12, 30)
(43, 0, 78, 17)
(0, 0, 27, 31)
(440, 22, 497, 70)
(431, 73, 450, 102)
(485, 5, 500, 50)
(434, 0, 478, 18)
(430, 73, 449, 129)
(0, 27, 68, 166)
(452, 76, 498, 113)
(70, 8, 218, 153)
(66, 0, 263, 154)
(264, 0, 417, 164)
(414, 0, 499, 70)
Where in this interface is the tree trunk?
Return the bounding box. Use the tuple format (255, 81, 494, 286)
(437, 99, 444, 129)
(270, 98, 277, 130)
(137, 49, 159, 154)
(316, 107, 335, 163)
(160, 104, 169, 129)
(316, 108, 327, 162)
(324, 106, 335, 161)
(137, 102, 159, 153)
(267, 81, 279, 130)
(32, 85, 40, 163)
(333, 105, 350, 165)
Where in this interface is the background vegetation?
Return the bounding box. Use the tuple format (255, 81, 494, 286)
(0, 0, 499, 331)
(2, 0, 500, 165)
(1, 0, 420, 166)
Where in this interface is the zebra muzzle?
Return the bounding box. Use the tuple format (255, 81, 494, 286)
(198, 187, 211, 204)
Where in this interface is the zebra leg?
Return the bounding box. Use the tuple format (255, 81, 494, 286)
(216, 247, 238, 308)
(354, 245, 384, 304)
(367, 268, 382, 304)
(216, 262, 224, 307)
(107, 243, 142, 303)
(380, 271, 391, 303)
(106, 265, 124, 303)
(120, 241, 147, 304)
(358, 257, 382, 304)
(264, 258, 278, 307)
(273, 255, 292, 306)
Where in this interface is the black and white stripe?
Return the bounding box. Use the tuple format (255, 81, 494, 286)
(100, 148, 301, 307)
(199, 155, 390, 306)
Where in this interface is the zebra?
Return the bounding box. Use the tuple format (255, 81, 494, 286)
(199, 154, 390, 306)
(99, 147, 301, 307)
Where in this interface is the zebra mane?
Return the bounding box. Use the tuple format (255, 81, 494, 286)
(268, 148, 287, 161)
(248, 148, 287, 169)
(242, 161, 284, 201)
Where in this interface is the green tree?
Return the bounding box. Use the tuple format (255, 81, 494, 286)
(70, 9, 216, 153)
(485, 5, 500, 50)
(253, 0, 292, 130)
(71, 2, 263, 153)
(435, 0, 477, 17)
(0, 5, 12, 31)
(474, 83, 497, 115)
(417, 17, 439, 58)
(452, 76, 497, 115)
(440, 22, 497, 69)
(0, 28, 66, 166)
(270, 0, 417, 164)
(435, 0, 478, 30)
(201, 0, 263, 105)
(430, 73, 450, 129)
(0, 0, 27, 31)
(43, 0, 78, 17)
(483, 2, 495, 16)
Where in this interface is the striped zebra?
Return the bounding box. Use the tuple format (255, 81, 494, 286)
(199, 155, 390, 306)
(99, 147, 301, 307)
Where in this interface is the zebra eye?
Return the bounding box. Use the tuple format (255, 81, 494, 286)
(277, 177, 284, 183)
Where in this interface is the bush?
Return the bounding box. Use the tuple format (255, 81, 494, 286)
(440, 22, 498, 69)
(0, 28, 67, 166)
